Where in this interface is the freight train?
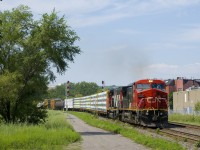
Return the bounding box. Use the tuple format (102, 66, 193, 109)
(65, 79, 168, 128)
(37, 98, 64, 110)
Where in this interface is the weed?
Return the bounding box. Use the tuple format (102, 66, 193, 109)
(156, 128, 160, 134)
(195, 140, 200, 148)
(0, 110, 80, 150)
(169, 114, 200, 126)
(183, 138, 188, 142)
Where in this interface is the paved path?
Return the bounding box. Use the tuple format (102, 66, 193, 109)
(66, 113, 150, 150)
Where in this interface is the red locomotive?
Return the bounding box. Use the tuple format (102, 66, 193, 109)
(107, 79, 168, 127)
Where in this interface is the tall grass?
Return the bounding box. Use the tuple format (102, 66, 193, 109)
(0, 110, 80, 150)
(169, 113, 200, 125)
(70, 111, 185, 150)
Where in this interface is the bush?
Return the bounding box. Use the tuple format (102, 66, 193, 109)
(169, 113, 200, 125)
(195, 140, 200, 148)
(17, 104, 48, 125)
(195, 102, 200, 113)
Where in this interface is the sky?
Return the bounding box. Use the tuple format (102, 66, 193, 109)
(1, 0, 200, 86)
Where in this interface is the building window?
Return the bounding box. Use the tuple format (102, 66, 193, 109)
(178, 88, 183, 91)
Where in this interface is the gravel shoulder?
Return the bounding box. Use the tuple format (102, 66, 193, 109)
(66, 113, 150, 150)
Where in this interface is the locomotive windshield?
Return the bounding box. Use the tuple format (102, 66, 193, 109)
(152, 83, 165, 90)
(136, 84, 150, 89)
(136, 83, 165, 91)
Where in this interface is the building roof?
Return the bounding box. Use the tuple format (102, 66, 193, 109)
(195, 79, 200, 83)
(165, 79, 175, 86)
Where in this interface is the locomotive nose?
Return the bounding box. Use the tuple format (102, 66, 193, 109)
(153, 90, 167, 99)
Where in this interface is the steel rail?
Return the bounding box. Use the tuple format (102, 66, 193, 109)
(160, 128, 200, 143)
(168, 121, 200, 130)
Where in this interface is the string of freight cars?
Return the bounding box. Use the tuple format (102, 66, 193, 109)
(64, 79, 168, 128)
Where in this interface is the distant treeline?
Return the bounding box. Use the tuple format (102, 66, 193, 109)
(45, 81, 115, 99)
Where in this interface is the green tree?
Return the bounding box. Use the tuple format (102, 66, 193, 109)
(47, 84, 66, 100)
(0, 5, 81, 123)
(74, 81, 100, 97)
(194, 102, 200, 113)
(168, 92, 173, 110)
(0, 19, 2, 39)
(45, 82, 101, 99)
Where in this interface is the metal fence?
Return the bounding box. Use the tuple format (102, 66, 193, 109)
(169, 109, 200, 115)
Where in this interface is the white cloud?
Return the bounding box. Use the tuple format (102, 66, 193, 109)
(67, 0, 200, 27)
(2, 0, 200, 27)
(116, 29, 141, 35)
(143, 63, 200, 79)
(144, 22, 200, 49)
(69, 12, 128, 28)
(146, 42, 196, 51)
(149, 63, 178, 70)
(184, 63, 200, 73)
(153, 0, 200, 6)
(178, 26, 200, 41)
(1, 0, 111, 14)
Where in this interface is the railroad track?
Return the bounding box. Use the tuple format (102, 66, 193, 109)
(136, 122, 200, 143)
(160, 128, 200, 142)
(157, 122, 200, 143)
(169, 121, 200, 130)
(99, 117, 200, 143)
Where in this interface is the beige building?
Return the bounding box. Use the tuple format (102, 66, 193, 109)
(173, 88, 200, 114)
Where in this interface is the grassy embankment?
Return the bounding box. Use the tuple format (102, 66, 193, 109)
(69, 111, 185, 150)
(0, 110, 80, 150)
(169, 113, 200, 126)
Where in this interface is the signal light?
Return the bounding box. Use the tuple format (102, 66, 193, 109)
(102, 80, 105, 92)
(66, 81, 70, 97)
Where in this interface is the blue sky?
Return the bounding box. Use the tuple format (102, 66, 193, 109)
(1, 0, 200, 86)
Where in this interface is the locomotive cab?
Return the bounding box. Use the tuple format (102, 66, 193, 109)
(106, 79, 168, 127)
(133, 79, 168, 127)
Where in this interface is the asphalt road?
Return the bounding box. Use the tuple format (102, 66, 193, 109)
(66, 113, 150, 150)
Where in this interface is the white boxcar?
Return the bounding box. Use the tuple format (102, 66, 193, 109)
(70, 91, 108, 113)
(79, 96, 91, 110)
(73, 97, 81, 109)
(64, 98, 73, 110)
(90, 91, 108, 112)
(96, 91, 107, 112)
